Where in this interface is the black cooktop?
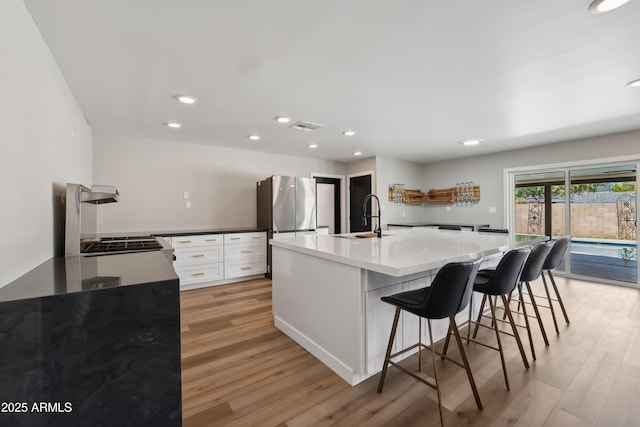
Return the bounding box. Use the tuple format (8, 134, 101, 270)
(81, 236, 163, 254)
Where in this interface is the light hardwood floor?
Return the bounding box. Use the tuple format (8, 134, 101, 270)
(180, 276, 640, 426)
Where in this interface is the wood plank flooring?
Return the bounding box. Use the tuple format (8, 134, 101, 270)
(180, 277, 640, 426)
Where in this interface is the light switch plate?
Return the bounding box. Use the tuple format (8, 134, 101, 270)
(489, 206, 497, 214)
(186, 201, 192, 209)
(183, 191, 190, 200)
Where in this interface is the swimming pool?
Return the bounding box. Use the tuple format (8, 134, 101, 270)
(571, 240, 637, 259)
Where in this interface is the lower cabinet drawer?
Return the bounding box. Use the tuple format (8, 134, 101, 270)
(224, 260, 266, 279)
(173, 246, 223, 265)
(225, 243, 265, 260)
(175, 262, 224, 286)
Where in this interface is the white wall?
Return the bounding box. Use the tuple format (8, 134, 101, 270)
(93, 134, 346, 233)
(0, 0, 92, 287)
(375, 156, 427, 228)
(422, 130, 640, 228)
(317, 183, 336, 233)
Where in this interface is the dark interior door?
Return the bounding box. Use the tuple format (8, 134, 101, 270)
(350, 175, 372, 232)
(315, 177, 341, 234)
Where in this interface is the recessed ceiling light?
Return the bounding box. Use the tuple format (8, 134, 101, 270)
(460, 139, 483, 146)
(166, 121, 182, 128)
(275, 116, 291, 124)
(353, 151, 363, 156)
(176, 95, 197, 104)
(248, 135, 261, 141)
(343, 130, 356, 136)
(308, 144, 318, 149)
(626, 78, 640, 87)
(589, 0, 631, 13)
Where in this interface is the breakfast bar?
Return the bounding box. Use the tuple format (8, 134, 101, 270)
(271, 228, 544, 385)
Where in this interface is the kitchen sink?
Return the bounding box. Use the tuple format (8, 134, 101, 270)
(334, 233, 390, 239)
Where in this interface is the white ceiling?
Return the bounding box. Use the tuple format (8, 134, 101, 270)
(24, 0, 640, 163)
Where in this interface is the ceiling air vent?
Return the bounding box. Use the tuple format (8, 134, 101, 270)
(289, 121, 323, 132)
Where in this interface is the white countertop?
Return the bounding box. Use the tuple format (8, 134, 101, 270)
(270, 228, 544, 277)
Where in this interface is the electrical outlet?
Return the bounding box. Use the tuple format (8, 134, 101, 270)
(186, 201, 192, 209)
(489, 206, 497, 214)
(183, 191, 190, 200)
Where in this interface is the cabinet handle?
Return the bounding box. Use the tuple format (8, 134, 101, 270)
(252, 236, 263, 239)
(205, 238, 217, 242)
(230, 237, 241, 240)
(179, 240, 192, 244)
(191, 272, 205, 277)
(241, 250, 252, 254)
(191, 254, 205, 258)
(240, 267, 252, 271)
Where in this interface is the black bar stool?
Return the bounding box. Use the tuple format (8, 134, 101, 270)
(444, 248, 530, 390)
(377, 259, 482, 426)
(507, 241, 554, 360)
(540, 236, 571, 334)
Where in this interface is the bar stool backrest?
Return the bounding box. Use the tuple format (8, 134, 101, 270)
(481, 248, 530, 295)
(423, 259, 481, 319)
(520, 241, 553, 282)
(543, 236, 571, 271)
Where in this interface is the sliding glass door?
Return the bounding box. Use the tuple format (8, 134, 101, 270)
(511, 163, 638, 286)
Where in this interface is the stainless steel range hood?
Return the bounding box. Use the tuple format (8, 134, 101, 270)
(65, 183, 119, 255)
(81, 185, 119, 204)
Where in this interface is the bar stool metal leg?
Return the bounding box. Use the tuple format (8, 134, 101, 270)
(541, 273, 560, 335)
(501, 295, 530, 369)
(548, 270, 570, 324)
(472, 294, 487, 339)
(525, 281, 549, 346)
(449, 316, 483, 410)
(427, 319, 444, 426)
(377, 307, 401, 393)
(488, 296, 510, 390)
(517, 282, 536, 360)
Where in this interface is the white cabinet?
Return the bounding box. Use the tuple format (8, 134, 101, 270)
(224, 232, 267, 279)
(365, 283, 402, 375)
(171, 234, 224, 287)
(364, 273, 436, 376)
(166, 231, 267, 290)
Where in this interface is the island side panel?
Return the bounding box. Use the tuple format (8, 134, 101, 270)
(272, 246, 365, 385)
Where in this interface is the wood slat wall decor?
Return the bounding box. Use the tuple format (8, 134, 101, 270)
(426, 186, 480, 204)
(388, 185, 426, 204)
(181, 276, 640, 426)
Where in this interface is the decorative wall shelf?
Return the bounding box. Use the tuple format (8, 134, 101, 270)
(426, 185, 480, 205)
(388, 184, 425, 205)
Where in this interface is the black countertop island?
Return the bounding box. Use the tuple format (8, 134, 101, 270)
(0, 252, 181, 427)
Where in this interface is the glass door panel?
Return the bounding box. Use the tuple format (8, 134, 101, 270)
(568, 165, 637, 284)
(514, 170, 567, 272)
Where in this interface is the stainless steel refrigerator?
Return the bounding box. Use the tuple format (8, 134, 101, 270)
(257, 175, 317, 277)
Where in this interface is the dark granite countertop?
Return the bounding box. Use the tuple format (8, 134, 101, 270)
(388, 222, 491, 229)
(0, 251, 178, 303)
(151, 227, 267, 237)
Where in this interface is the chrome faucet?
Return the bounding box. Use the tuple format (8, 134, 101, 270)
(362, 194, 382, 238)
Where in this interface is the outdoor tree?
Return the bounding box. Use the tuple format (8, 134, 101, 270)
(610, 182, 636, 192)
(515, 184, 599, 201)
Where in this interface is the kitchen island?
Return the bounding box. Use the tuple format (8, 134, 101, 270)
(271, 228, 544, 385)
